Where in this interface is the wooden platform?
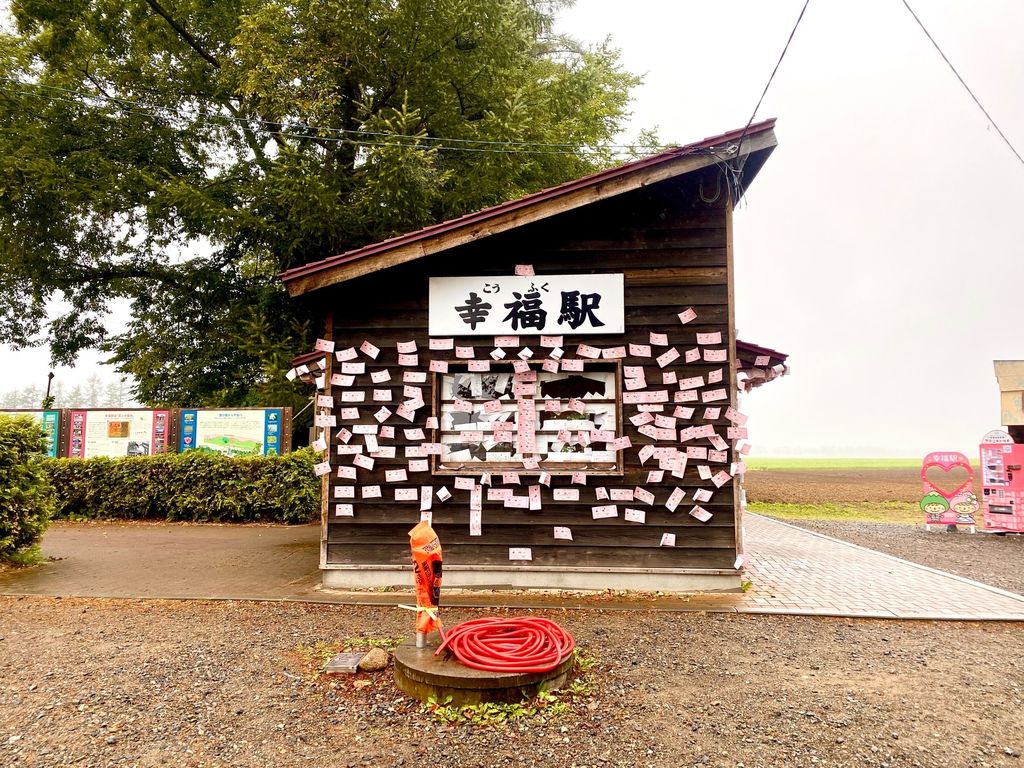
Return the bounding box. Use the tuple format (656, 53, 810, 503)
(393, 636, 574, 705)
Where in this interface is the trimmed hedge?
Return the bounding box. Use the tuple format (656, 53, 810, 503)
(0, 414, 56, 561)
(45, 448, 321, 524)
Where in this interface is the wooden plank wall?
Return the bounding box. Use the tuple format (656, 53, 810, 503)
(321, 170, 738, 571)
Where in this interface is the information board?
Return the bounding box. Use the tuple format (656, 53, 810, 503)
(67, 409, 171, 458)
(0, 409, 60, 458)
(178, 408, 286, 456)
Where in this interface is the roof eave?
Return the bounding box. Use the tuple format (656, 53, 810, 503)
(282, 120, 778, 297)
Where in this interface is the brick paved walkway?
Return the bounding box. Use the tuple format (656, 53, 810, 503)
(2, 518, 1023, 620)
(741, 513, 1024, 620)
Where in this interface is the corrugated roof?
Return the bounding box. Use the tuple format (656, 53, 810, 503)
(280, 119, 777, 293)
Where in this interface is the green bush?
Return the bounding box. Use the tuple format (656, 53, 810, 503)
(45, 448, 320, 524)
(0, 414, 56, 561)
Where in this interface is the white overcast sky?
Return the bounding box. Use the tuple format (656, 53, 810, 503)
(2, 0, 1023, 456)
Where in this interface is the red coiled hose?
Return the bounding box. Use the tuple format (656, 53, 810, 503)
(434, 616, 575, 673)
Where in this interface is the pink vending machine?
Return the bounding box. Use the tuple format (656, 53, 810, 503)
(979, 429, 1024, 533)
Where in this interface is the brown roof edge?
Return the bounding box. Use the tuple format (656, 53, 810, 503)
(736, 340, 789, 362)
(280, 119, 778, 296)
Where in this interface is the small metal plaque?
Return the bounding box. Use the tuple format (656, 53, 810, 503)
(324, 652, 366, 675)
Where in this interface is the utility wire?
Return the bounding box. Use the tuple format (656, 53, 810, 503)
(899, 0, 1024, 168)
(0, 77, 671, 157)
(734, 0, 811, 160)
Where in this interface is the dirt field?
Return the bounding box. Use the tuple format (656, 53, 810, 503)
(1, 597, 1022, 768)
(744, 466, 953, 505)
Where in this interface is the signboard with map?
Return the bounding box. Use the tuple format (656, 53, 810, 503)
(66, 409, 171, 458)
(178, 408, 291, 456)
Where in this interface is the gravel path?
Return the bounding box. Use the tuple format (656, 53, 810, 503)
(785, 520, 1024, 596)
(2, 597, 1022, 768)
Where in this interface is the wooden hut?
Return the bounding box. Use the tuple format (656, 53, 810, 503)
(281, 119, 787, 592)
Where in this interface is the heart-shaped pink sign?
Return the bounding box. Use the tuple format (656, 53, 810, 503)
(921, 451, 973, 499)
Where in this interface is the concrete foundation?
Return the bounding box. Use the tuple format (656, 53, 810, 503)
(393, 636, 575, 705)
(322, 564, 742, 593)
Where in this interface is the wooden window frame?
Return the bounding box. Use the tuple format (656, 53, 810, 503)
(431, 360, 624, 477)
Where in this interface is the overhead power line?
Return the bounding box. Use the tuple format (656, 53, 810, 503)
(899, 0, 1024, 168)
(0, 77, 672, 158)
(735, 0, 812, 157)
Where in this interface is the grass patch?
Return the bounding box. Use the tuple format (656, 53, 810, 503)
(749, 501, 920, 525)
(0, 545, 45, 569)
(746, 457, 939, 470)
(421, 648, 598, 726)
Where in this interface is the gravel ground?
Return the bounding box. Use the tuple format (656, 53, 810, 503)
(786, 520, 1024, 596)
(2, 597, 1022, 768)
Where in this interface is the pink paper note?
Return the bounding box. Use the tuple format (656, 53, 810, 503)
(455, 345, 475, 359)
(701, 388, 727, 403)
(660, 533, 676, 547)
(494, 335, 520, 348)
(693, 488, 713, 503)
(561, 358, 584, 371)
(665, 487, 685, 512)
(335, 347, 357, 361)
(629, 344, 652, 357)
(703, 348, 727, 362)
(490, 348, 506, 360)
(637, 444, 655, 465)
(340, 407, 360, 420)
(515, 264, 535, 276)
(341, 362, 365, 375)
(630, 412, 655, 427)
(398, 354, 418, 366)
(711, 470, 732, 488)
(468, 359, 490, 372)
(646, 470, 664, 483)
(541, 359, 559, 373)
(634, 488, 655, 506)
(315, 338, 335, 353)
(602, 346, 626, 360)
(677, 307, 697, 324)
(428, 359, 449, 373)
(396, 340, 417, 354)
(592, 504, 618, 519)
(571, 471, 587, 485)
(359, 341, 380, 359)
(684, 348, 701, 363)
(696, 331, 722, 345)
(624, 508, 646, 524)
(656, 348, 679, 369)
(576, 344, 601, 359)
(553, 526, 572, 541)
(649, 332, 668, 346)
(540, 335, 563, 347)
(689, 505, 713, 522)
(352, 453, 374, 470)
(724, 406, 748, 425)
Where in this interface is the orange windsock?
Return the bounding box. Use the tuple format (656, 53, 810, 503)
(408, 520, 443, 635)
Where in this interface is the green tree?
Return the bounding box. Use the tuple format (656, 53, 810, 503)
(0, 0, 641, 407)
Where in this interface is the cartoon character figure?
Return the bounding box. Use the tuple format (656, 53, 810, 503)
(920, 491, 949, 522)
(949, 491, 979, 524)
